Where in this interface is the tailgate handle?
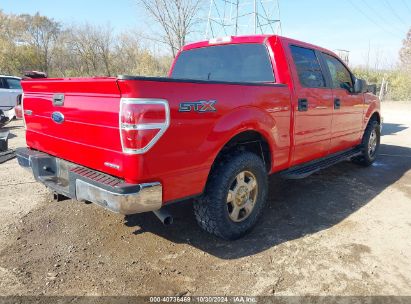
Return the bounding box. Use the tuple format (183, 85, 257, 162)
(53, 94, 65, 106)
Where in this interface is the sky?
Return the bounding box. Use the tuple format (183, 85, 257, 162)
(1, 0, 410, 68)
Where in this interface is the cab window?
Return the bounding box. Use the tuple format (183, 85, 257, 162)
(322, 53, 353, 91)
(290, 45, 326, 88)
(171, 44, 275, 83)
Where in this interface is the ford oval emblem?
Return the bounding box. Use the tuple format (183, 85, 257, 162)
(51, 112, 65, 124)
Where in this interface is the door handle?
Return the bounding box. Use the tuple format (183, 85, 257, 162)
(298, 98, 308, 112)
(52, 94, 65, 106)
(334, 98, 341, 110)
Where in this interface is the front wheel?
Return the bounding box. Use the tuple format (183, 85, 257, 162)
(193, 151, 268, 240)
(353, 119, 381, 166)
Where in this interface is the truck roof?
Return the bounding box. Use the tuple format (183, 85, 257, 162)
(182, 34, 337, 57)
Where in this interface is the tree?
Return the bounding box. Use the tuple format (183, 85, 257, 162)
(113, 31, 170, 76)
(0, 10, 41, 75)
(22, 13, 61, 74)
(138, 0, 203, 57)
(64, 24, 115, 76)
(400, 28, 411, 71)
(0, 11, 171, 78)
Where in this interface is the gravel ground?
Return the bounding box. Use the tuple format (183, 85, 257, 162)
(0, 102, 410, 297)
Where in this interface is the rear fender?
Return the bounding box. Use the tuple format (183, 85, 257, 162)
(206, 106, 278, 171)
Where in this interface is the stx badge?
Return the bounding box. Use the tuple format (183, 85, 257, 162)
(179, 100, 217, 113)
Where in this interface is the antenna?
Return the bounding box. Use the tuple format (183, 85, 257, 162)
(205, 0, 282, 39)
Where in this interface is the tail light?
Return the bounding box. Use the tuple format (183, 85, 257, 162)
(120, 98, 170, 154)
(15, 94, 23, 119)
(21, 93, 26, 129)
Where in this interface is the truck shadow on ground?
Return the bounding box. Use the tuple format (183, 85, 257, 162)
(381, 123, 408, 136)
(125, 143, 411, 259)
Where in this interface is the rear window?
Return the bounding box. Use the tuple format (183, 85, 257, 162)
(171, 44, 275, 83)
(5, 78, 22, 90)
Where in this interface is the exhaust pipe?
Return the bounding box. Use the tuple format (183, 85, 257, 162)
(153, 209, 173, 225)
(52, 192, 70, 202)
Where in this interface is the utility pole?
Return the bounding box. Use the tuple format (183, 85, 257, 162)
(366, 41, 371, 72)
(379, 77, 386, 101)
(205, 0, 282, 39)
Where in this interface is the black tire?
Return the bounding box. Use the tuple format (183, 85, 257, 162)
(193, 151, 268, 240)
(352, 119, 380, 167)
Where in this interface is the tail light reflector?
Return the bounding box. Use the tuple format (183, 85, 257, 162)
(120, 98, 170, 154)
(21, 93, 26, 129)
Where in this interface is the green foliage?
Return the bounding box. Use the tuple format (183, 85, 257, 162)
(400, 28, 411, 71)
(352, 68, 411, 101)
(352, 27, 411, 102)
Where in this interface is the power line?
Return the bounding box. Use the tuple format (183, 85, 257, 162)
(400, 0, 411, 16)
(347, 0, 403, 39)
(382, 0, 409, 27)
(360, 0, 405, 33)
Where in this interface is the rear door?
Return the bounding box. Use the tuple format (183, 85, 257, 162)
(288, 45, 334, 166)
(321, 53, 364, 153)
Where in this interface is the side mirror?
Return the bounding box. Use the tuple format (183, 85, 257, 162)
(353, 78, 368, 94)
(367, 84, 377, 95)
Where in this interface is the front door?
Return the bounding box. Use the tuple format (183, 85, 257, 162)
(321, 53, 365, 153)
(288, 45, 334, 166)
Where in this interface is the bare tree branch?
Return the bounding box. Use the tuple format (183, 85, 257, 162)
(137, 0, 203, 57)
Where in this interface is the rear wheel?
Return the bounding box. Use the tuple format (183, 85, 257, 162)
(193, 151, 268, 240)
(353, 119, 380, 166)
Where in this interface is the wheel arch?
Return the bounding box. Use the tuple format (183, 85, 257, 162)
(204, 107, 278, 191)
(211, 130, 273, 174)
(369, 111, 381, 125)
(363, 94, 381, 127)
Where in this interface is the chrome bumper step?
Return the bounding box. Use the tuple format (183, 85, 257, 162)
(16, 148, 163, 215)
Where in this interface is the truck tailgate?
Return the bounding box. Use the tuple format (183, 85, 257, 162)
(22, 78, 125, 178)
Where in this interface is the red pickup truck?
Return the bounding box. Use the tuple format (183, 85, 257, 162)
(17, 35, 381, 240)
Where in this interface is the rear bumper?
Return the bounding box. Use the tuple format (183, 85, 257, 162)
(16, 148, 162, 215)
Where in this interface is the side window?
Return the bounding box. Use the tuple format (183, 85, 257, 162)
(322, 53, 353, 91)
(290, 45, 326, 88)
(5, 78, 22, 90)
(0, 79, 6, 89)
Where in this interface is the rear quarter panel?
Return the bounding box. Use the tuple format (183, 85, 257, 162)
(118, 79, 291, 203)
